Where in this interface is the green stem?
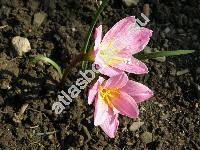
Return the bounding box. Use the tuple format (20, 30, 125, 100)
(81, 0, 109, 69)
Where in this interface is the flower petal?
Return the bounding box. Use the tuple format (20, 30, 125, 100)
(129, 27, 153, 54)
(111, 91, 139, 118)
(94, 94, 109, 126)
(112, 27, 152, 55)
(114, 57, 148, 74)
(121, 81, 153, 103)
(100, 108, 119, 138)
(98, 64, 123, 77)
(88, 77, 104, 105)
(104, 73, 128, 89)
(94, 25, 102, 52)
(102, 16, 136, 44)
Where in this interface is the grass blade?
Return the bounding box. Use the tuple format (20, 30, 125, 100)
(32, 55, 63, 77)
(135, 50, 195, 60)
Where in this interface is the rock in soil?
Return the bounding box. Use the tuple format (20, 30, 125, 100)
(11, 36, 31, 56)
(129, 121, 144, 132)
(33, 12, 47, 26)
(122, 0, 139, 7)
(140, 132, 153, 144)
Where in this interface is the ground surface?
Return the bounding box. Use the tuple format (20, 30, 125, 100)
(0, 0, 200, 149)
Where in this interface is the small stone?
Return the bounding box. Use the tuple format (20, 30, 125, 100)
(172, 107, 176, 112)
(72, 27, 76, 32)
(33, 12, 47, 26)
(176, 69, 189, 76)
(0, 79, 11, 90)
(129, 121, 144, 132)
(153, 56, 166, 62)
(44, 41, 54, 50)
(195, 103, 198, 108)
(140, 132, 153, 144)
(122, 0, 139, 7)
(161, 113, 169, 120)
(12, 36, 31, 56)
(164, 27, 171, 34)
(143, 46, 152, 54)
(170, 68, 176, 76)
(163, 39, 169, 48)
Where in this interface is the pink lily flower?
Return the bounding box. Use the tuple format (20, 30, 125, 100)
(93, 16, 153, 77)
(88, 73, 153, 138)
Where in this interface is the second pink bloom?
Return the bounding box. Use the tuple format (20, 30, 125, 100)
(88, 73, 153, 138)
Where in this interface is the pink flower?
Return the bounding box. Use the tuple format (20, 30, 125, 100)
(88, 73, 153, 138)
(93, 16, 153, 77)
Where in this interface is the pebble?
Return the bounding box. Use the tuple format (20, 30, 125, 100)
(143, 46, 152, 54)
(33, 12, 47, 26)
(176, 69, 189, 76)
(170, 68, 176, 76)
(129, 121, 144, 132)
(0, 79, 11, 90)
(140, 132, 153, 144)
(153, 56, 166, 62)
(12, 36, 31, 56)
(164, 27, 171, 34)
(163, 39, 169, 48)
(195, 103, 198, 108)
(172, 107, 177, 112)
(122, 0, 139, 6)
(161, 113, 169, 120)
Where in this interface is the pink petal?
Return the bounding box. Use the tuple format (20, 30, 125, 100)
(104, 73, 128, 89)
(121, 81, 154, 103)
(88, 77, 104, 105)
(129, 28, 153, 54)
(94, 94, 109, 126)
(114, 57, 148, 74)
(98, 64, 123, 77)
(100, 108, 119, 138)
(112, 28, 152, 55)
(102, 16, 136, 44)
(111, 91, 139, 118)
(94, 25, 102, 52)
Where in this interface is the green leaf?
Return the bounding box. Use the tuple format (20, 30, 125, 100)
(81, 0, 109, 69)
(135, 50, 195, 60)
(32, 55, 63, 77)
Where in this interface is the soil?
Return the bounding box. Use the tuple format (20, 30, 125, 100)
(0, 0, 200, 149)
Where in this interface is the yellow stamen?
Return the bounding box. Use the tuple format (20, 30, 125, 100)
(100, 86, 120, 108)
(99, 41, 125, 66)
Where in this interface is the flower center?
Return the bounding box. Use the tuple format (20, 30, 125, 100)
(99, 41, 124, 66)
(100, 86, 120, 108)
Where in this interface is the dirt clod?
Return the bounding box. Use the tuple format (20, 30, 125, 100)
(140, 132, 153, 144)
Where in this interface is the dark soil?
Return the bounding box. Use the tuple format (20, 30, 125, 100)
(0, 0, 199, 149)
